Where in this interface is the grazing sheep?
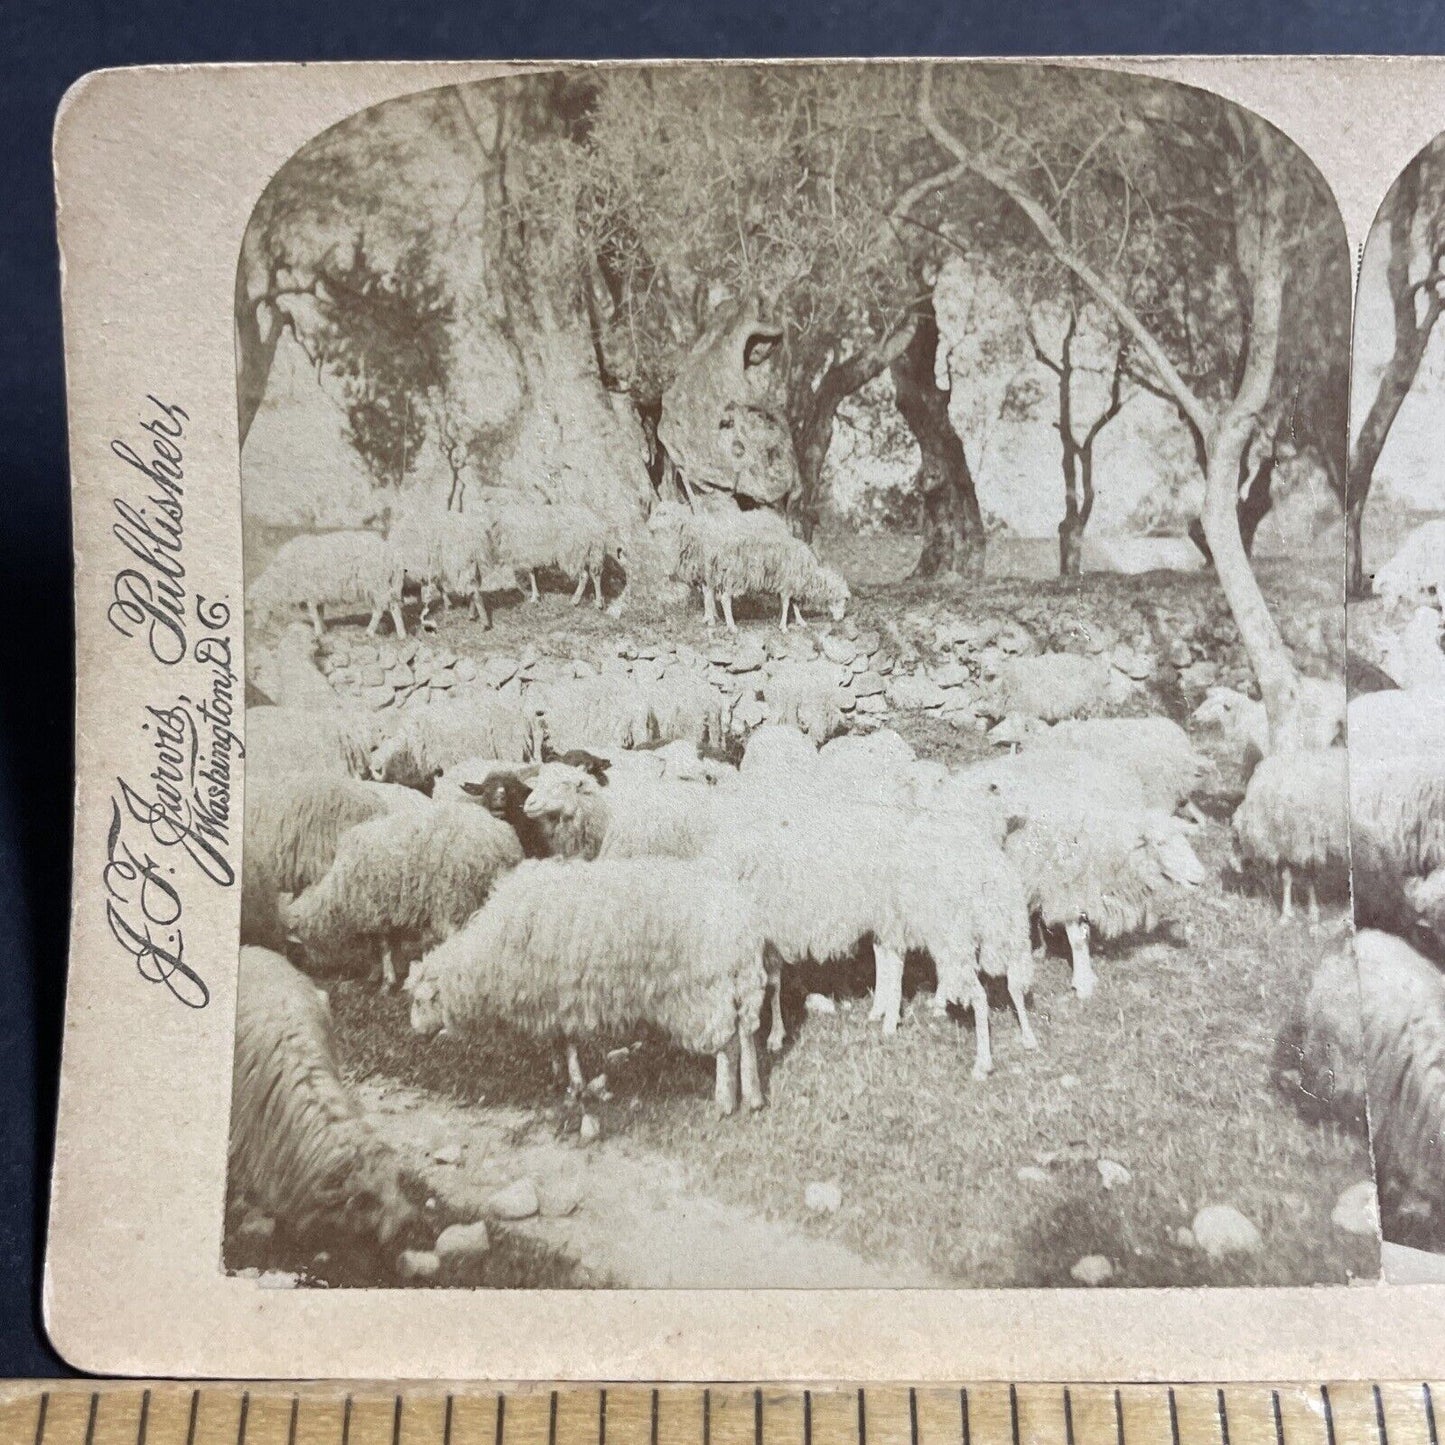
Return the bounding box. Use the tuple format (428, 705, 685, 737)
(490, 501, 621, 607)
(711, 802, 1036, 1078)
(981, 652, 1111, 723)
(1374, 518, 1445, 610)
(649, 502, 848, 631)
(528, 675, 654, 754)
(1351, 756, 1445, 961)
(241, 774, 392, 950)
(247, 530, 404, 638)
(1191, 679, 1345, 769)
(228, 947, 423, 1263)
(1004, 806, 1206, 999)
(387, 503, 498, 629)
(521, 762, 718, 862)
(283, 802, 523, 988)
(405, 857, 768, 1115)
(245, 705, 377, 781)
(371, 695, 534, 789)
(1231, 748, 1349, 922)
(1297, 931, 1445, 1246)
(1348, 686, 1445, 759)
(1021, 716, 1211, 816)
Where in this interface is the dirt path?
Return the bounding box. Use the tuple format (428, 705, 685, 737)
(357, 1081, 944, 1288)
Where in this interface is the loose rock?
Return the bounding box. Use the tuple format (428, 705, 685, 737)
(804, 994, 837, 1016)
(579, 1114, 601, 1144)
(431, 1142, 463, 1166)
(1097, 1159, 1132, 1190)
(397, 1249, 441, 1283)
(487, 1178, 541, 1220)
(1331, 1181, 1380, 1237)
(1016, 1166, 1049, 1185)
(1070, 1255, 1113, 1286)
(436, 1221, 491, 1280)
(1191, 1204, 1262, 1258)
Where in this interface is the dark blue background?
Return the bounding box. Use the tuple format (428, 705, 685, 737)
(4, 0, 1444, 1379)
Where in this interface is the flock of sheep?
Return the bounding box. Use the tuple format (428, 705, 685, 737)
(1288, 519, 1445, 1251)
(247, 493, 852, 639)
(230, 496, 1445, 1281)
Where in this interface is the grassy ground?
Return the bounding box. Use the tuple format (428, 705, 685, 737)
(265, 552, 1373, 1287)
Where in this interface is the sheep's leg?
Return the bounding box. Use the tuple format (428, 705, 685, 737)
(702, 585, 718, 628)
(1065, 920, 1096, 1000)
(390, 600, 407, 638)
(364, 604, 381, 637)
(593, 568, 604, 609)
(738, 1016, 764, 1112)
(1183, 799, 1207, 826)
(792, 599, 806, 626)
(869, 942, 906, 1035)
(565, 1040, 585, 1096)
(381, 941, 398, 992)
(469, 590, 481, 620)
(721, 593, 737, 634)
(306, 598, 325, 638)
(526, 570, 540, 604)
(968, 974, 993, 1081)
(714, 1045, 738, 1117)
(779, 593, 791, 632)
(570, 572, 588, 606)
(766, 956, 785, 1053)
(1280, 865, 1294, 922)
(1009, 969, 1039, 1051)
(1307, 877, 1321, 926)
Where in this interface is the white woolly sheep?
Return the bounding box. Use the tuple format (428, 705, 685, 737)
(738, 722, 819, 786)
(527, 675, 655, 754)
(387, 503, 498, 629)
(521, 762, 719, 863)
(371, 695, 535, 789)
(1191, 678, 1345, 767)
(710, 801, 1037, 1079)
(1348, 686, 1445, 760)
(241, 774, 393, 951)
(283, 802, 523, 988)
(981, 652, 1111, 723)
(645, 672, 730, 748)
(1374, 518, 1445, 610)
(1351, 755, 1445, 957)
(649, 502, 848, 632)
(1021, 716, 1211, 816)
(1298, 930, 1445, 1246)
(489, 501, 621, 607)
(260, 622, 339, 709)
(229, 947, 422, 1261)
(1383, 607, 1445, 691)
(245, 705, 378, 781)
(961, 749, 1149, 821)
(405, 856, 768, 1114)
(1004, 805, 1206, 999)
(763, 661, 846, 741)
(1231, 747, 1349, 922)
(248, 530, 404, 638)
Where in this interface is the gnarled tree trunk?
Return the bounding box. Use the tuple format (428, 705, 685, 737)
(891, 294, 985, 578)
(1349, 157, 1444, 597)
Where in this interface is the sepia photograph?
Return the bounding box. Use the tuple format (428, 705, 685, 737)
(227, 60, 1374, 1293)
(1322, 131, 1445, 1276)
